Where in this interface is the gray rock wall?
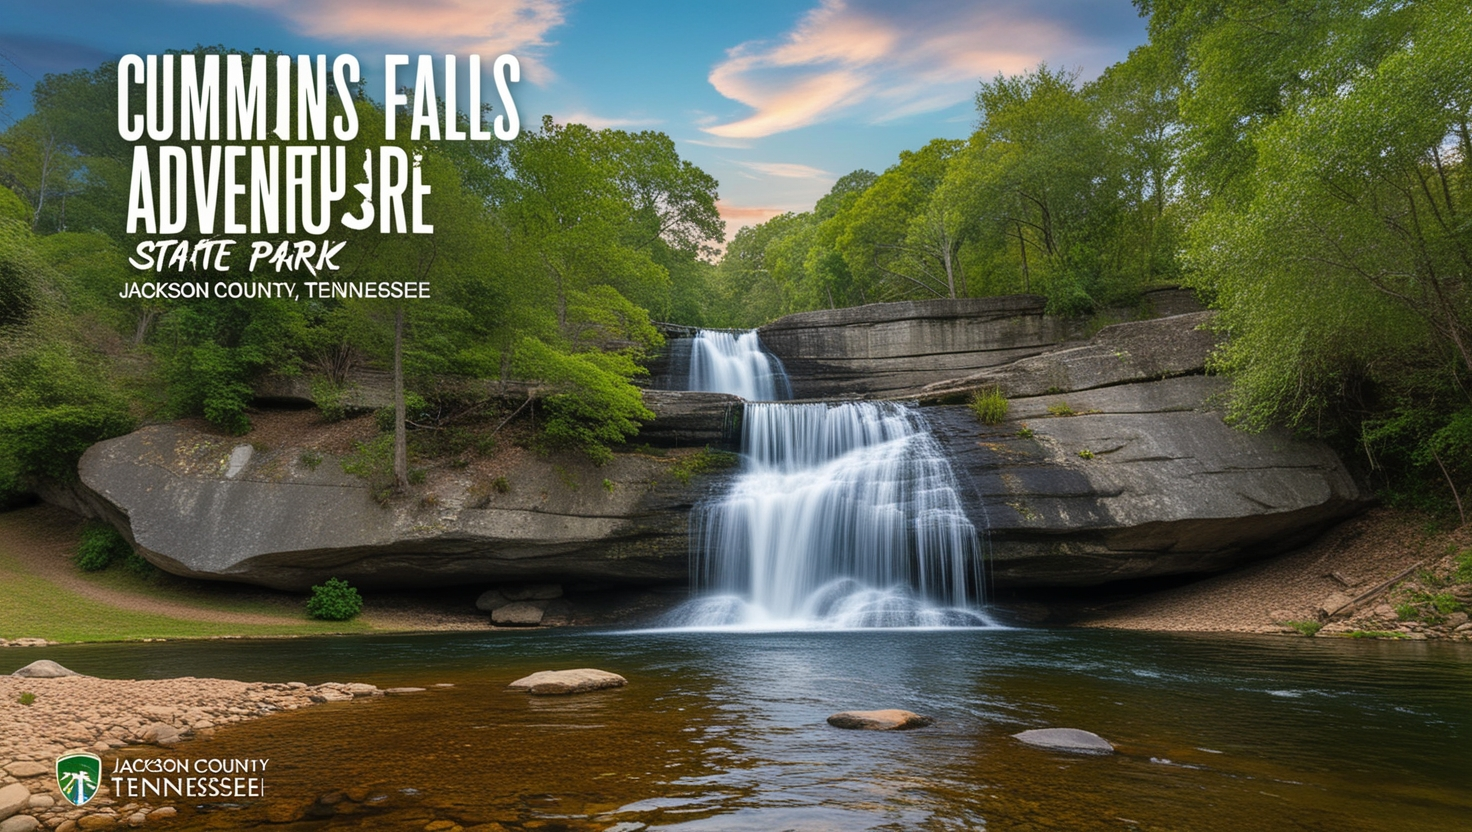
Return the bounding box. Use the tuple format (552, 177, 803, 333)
(74, 423, 731, 591)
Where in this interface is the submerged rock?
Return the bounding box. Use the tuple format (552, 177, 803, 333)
(10, 659, 80, 678)
(507, 669, 627, 695)
(1012, 728, 1115, 753)
(827, 710, 934, 731)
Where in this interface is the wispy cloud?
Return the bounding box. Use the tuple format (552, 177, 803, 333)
(189, 0, 567, 81)
(705, 0, 1138, 138)
(742, 161, 832, 180)
(717, 201, 792, 236)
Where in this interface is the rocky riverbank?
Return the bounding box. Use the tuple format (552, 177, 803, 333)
(0, 668, 414, 831)
(1074, 507, 1472, 639)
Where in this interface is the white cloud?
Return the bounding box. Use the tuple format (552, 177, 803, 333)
(742, 161, 832, 179)
(705, 0, 1130, 138)
(189, 0, 567, 82)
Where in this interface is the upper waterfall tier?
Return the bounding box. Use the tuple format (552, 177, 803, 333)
(687, 330, 792, 401)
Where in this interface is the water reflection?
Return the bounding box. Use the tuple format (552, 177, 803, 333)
(23, 630, 1472, 831)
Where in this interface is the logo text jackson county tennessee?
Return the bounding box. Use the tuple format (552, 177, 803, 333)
(107, 757, 270, 799)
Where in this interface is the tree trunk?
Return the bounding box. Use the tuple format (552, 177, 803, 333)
(393, 305, 409, 490)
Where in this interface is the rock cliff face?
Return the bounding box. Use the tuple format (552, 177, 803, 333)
(907, 312, 1363, 585)
(63, 291, 1368, 591)
(70, 421, 732, 591)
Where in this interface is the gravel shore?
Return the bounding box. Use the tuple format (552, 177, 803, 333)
(0, 673, 391, 831)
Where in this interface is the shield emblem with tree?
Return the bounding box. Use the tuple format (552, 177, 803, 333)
(56, 753, 102, 805)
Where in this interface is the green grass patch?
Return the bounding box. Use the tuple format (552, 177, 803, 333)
(0, 546, 368, 644)
(1455, 549, 1472, 583)
(1344, 630, 1408, 639)
(18, 691, 35, 706)
(1047, 402, 1078, 417)
(1016, 425, 1035, 439)
(1285, 619, 1322, 636)
(969, 387, 1009, 425)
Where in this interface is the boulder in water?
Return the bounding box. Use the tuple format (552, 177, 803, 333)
(10, 659, 81, 678)
(507, 669, 627, 695)
(1012, 728, 1115, 753)
(827, 709, 933, 731)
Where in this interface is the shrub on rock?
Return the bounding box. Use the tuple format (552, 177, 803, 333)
(306, 578, 363, 621)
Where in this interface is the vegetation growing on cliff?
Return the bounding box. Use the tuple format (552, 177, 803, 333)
(1, 2, 1468, 510)
(702, 0, 1472, 513)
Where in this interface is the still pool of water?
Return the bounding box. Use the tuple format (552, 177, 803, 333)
(22, 629, 1472, 831)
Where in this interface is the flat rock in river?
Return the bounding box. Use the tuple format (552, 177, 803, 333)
(507, 668, 627, 695)
(827, 709, 934, 731)
(1012, 728, 1115, 753)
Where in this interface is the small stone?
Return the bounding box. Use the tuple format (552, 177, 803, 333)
(4, 762, 47, 778)
(1455, 622, 1472, 633)
(384, 687, 426, 695)
(1012, 728, 1115, 754)
(26, 797, 52, 810)
(10, 660, 80, 679)
(56, 822, 78, 832)
(308, 690, 352, 703)
(1445, 611, 1469, 628)
(126, 813, 145, 828)
(424, 822, 458, 832)
(144, 809, 174, 821)
(500, 583, 562, 601)
(491, 602, 544, 627)
(137, 723, 180, 746)
(75, 817, 116, 831)
(0, 783, 31, 822)
(507, 669, 626, 695)
(0, 815, 41, 832)
(341, 683, 380, 697)
(827, 710, 933, 731)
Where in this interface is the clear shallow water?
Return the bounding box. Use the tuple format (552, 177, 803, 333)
(14, 629, 1472, 831)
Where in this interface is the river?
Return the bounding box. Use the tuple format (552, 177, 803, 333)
(34, 627, 1472, 830)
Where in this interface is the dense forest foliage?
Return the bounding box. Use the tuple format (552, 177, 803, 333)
(1, 0, 1469, 510)
(707, 0, 1472, 510)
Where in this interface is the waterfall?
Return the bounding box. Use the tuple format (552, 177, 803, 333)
(687, 330, 792, 401)
(667, 401, 993, 629)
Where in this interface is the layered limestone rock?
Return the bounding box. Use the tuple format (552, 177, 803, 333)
(69, 419, 733, 592)
(63, 293, 1367, 591)
(920, 314, 1366, 586)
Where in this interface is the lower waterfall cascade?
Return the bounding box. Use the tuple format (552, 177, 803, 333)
(665, 401, 995, 629)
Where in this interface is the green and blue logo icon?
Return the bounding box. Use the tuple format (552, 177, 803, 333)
(56, 752, 102, 806)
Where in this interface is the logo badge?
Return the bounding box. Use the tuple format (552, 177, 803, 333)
(56, 753, 102, 806)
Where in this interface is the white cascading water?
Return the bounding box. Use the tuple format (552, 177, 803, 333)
(687, 330, 792, 401)
(667, 401, 994, 629)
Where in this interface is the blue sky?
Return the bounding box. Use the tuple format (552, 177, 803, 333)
(0, 0, 1148, 235)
